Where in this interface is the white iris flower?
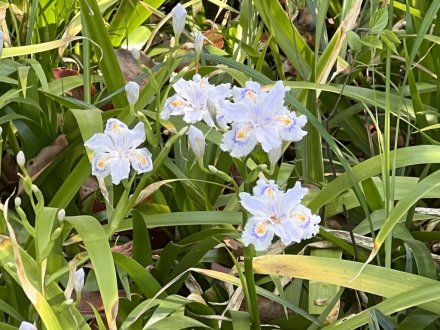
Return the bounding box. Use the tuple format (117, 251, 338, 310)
(84, 118, 153, 185)
(220, 81, 307, 158)
(161, 74, 231, 127)
(240, 178, 320, 251)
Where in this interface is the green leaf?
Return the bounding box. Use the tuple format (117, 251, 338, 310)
(78, 0, 127, 108)
(252, 255, 440, 313)
(65, 216, 118, 330)
(346, 30, 362, 51)
(369, 8, 388, 34)
(362, 35, 383, 49)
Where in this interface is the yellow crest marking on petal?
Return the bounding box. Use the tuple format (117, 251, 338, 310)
(96, 159, 107, 169)
(171, 100, 182, 108)
(292, 211, 307, 223)
(111, 122, 123, 134)
(137, 155, 149, 167)
(266, 187, 275, 198)
(246, 90, 256, 101)
(276, 115, 293, 127)
(235, 127, 251, 141)
(255, 222, 266, 235)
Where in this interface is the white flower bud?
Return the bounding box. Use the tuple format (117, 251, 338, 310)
(125, 81, 140, 105)
(19, 321, 37, 330)
(31, 184, 39, 193)
(16, 151, 25, 167)
(74, 268, 85, 293)
(14, 197, 21, 207)
(0, 126, 3, 135)
(208, 165, 218, 174)
(187, 126, 205, 160)
(57, 209, 66, 222)
(0, 31, 4, 58)
(194, 31, 204, 55)
(171, 3, 187, 40)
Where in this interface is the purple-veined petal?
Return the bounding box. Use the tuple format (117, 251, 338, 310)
(84, 133, 114, 153)
(183, 108, 204, 124)
(125, 122, 146, 149)
(129, 148, 153, 173)
(220, 124, 258, 157)
(91, 152, 116, 177)
(239, 193, 270, 217)
(233, 81, 263, 102)
(274, 219, 302, 245)
(276, 111, 307, 142)
(259, 81, 288, 118)
(252, 178, 282, 198)
(254, 126, 282, 152)
(220, 100, 252, 123)
(281, 181, 308, 211)
(201, 111, 216, 127)
(162, 95, 188, 119)
(290, 204, 321, 240)
(242, 217, 274, 251)
(109, 157, 131, 185)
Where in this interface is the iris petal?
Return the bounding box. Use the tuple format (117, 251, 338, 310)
(274, 220, 302, 245)
(125, 122, 146, 149)
(254, 127, 282, 152)
(109, 157, 130, 185)
(84, 134, 114, 153)
(239, 193, 270, 217)
(242, 217, 274, 251)
(220, 124, 258, 157)
(129, 148, 153, 173)
(91, 152, 115, 177)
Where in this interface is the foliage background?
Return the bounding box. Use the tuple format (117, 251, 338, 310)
(1, 0, 440, 329)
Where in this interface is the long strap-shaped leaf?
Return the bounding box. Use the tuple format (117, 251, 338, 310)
(78, 0, 127, 108)
(308, 145, 440, 212)
(252, 255, 440, 313)
(1, 197, 63, 329)
(65, 215, 119, 330)
(365, 169, 440, 264)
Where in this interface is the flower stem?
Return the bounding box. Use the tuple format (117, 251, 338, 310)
(244, 245, 261, 330)
(238, 157, 260, 329)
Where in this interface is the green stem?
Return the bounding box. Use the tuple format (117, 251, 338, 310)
(106, 127, 188, 237)
(244, 245, 261, 329)
(238, 157, 260, 329)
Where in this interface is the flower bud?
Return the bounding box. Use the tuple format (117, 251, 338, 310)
(31, 184, 39, 193)
(194, 31, 204, 55)
(14, 197, 21, 207)
(57, 209, 66, 222)
(16, 151, 25, 167)
(0, 31, 4, 58)
(74, 268, 85, 293)
(187, 126, 205, 160)
(171, 3, 186, 40)
(125, 81, 140, 105)
(19, 321, 36, 330)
